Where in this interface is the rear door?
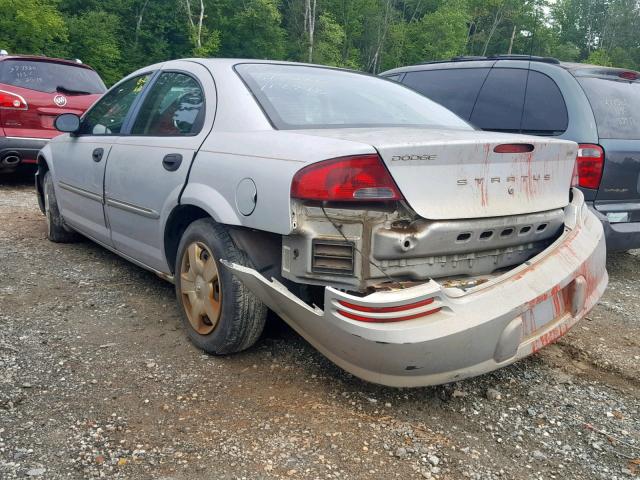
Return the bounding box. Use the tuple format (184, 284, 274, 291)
(576, 72, 640, 222)
(0, 59, 105, 139)
(104, 61, 215, 272)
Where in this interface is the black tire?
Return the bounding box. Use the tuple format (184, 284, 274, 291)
(175, 218, 267, 354)
(43, 171, 78, 243)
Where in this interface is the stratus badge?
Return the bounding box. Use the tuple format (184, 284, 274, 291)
(457, 174, 551, 186)
(53, 95, 67, 107)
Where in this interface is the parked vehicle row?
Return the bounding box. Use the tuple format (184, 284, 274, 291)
(381, 54, 640, 251)
(0, 52, 105, 172)
(35, 58, 608, 387)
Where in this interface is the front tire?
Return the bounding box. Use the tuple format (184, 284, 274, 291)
(43, 172, 78, 243)
(175, 218, 267, 354)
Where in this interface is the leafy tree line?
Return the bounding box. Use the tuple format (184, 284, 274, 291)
(0, 0, 638, 85)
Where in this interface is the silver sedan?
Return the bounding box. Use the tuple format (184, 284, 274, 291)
(36, 59, 607, 387)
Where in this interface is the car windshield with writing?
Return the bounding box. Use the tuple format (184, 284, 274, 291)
(0, 59, 106, 95)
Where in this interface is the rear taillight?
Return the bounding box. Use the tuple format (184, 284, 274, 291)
(576, 144, 604, 189)
(0, 89, 27, 110)
(291, 154, 403, 202)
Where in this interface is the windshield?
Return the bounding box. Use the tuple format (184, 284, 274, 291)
(577, 76, 640, 140)
(0, 60, 106, 94)
(235, 63, 472, 130)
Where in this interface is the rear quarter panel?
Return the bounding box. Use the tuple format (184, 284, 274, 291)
(596, 139, 640, 208)
(183, 130, 375, 234)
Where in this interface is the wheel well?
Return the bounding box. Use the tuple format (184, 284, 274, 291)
(164, 204, 283, 278)
(35, 155, 50, 214)
(164, 204, 210, 273)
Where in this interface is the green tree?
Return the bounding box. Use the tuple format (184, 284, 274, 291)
(66, 11, 122, 85)
(420, 0, 470, 61)
(221, 0, 286, 59)
(314, 13, 347, 66)
(586, 49, 613, 66)
(0, 0, 637, 86)
(0, 0, 67, 56)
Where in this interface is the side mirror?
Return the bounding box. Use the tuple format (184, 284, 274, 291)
(54, 113, 81, 133)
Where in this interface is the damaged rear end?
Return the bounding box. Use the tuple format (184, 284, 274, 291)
(280, 130, 580, 292)
(225, 64, 607, 386)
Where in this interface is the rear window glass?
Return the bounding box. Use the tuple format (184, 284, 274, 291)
(470, 68, 527, 132)
(578, 77, 640, 140)
(0, 60, 105, 94)
(235, 63, 471, 130)
(402, 68, 490, 120)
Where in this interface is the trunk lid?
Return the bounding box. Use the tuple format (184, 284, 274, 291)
(296, 128, 577, 219)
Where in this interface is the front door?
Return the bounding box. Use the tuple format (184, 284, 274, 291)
(54, 73, 153, 245)
(104, 62, 215, 272)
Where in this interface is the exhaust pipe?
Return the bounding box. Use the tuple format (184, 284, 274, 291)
(1, 153, 21, 167)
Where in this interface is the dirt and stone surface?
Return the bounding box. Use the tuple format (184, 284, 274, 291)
(1, 169, 639, 480)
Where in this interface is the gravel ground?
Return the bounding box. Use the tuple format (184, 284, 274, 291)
(1, 169, 639, 480)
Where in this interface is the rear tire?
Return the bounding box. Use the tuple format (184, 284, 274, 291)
(175, 218, 267, 354)
(43, 172, 78, 243)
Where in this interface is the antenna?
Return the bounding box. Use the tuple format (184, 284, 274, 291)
(518, 0, 541, 132)
(528, 0, 540, 58)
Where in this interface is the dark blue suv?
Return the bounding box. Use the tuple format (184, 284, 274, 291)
(382, 55, 640, 251)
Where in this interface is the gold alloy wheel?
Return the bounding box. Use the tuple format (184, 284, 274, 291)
(180, 242, 222, 335)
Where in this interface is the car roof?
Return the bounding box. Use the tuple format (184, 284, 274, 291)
(0, 54, 97, 71)
(195, 57, 363, 72)
(559, 62, 640, 78)
(381, 55, 640, 78)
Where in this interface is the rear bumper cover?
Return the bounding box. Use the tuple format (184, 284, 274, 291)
(0, 136, 48, 167)
(589, 205, 640, 252)
(225, 189, 607, 387)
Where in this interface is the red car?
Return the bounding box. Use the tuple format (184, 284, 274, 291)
(0, 52, 106, 172)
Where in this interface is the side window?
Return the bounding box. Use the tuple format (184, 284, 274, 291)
(402, 68, 490, 119)
(131, 72, 205, 136)
(470, 68, 527, 132)
(80, 74, 151, 135)
(383, 74, 401, 82)
(521, 71, 568, 135)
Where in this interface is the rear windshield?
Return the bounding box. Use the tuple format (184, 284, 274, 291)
(235, 63, 472, 130)
(577, 77, 640, 140)
(0, 59, 106, 94)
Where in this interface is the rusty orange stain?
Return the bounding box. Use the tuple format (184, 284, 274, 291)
(531, 322, 571, 354)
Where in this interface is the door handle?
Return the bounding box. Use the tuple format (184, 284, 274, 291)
(92, 148, 104, 162)
(162, 153, 183, 172)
